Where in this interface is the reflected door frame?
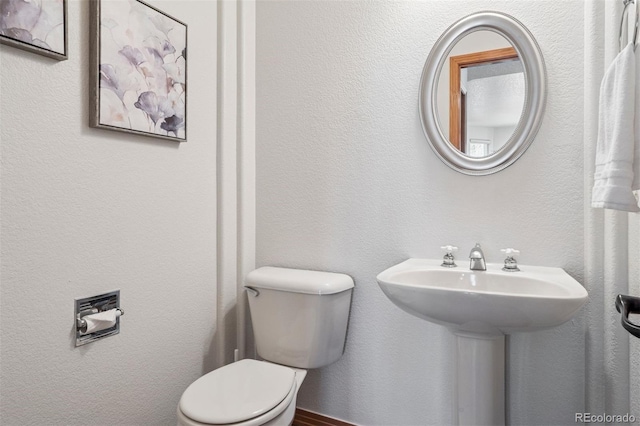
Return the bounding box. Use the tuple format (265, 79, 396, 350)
(449, 47, 518, 151)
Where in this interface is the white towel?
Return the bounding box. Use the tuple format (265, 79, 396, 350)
(592, 42, 640, 212)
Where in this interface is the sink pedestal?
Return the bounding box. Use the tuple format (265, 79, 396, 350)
(377, 258, 588, 426)
(454, 333, 505, 426)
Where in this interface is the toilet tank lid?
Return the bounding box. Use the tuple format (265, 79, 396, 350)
(245, 266, 354, 295)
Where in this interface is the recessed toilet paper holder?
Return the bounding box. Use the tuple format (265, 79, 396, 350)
(75, 290, 123, 346)
(76, 308, 124, 332)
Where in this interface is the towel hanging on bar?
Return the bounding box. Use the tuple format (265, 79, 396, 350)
(619, 0, 639, 51)
(591, 43, 639, 212)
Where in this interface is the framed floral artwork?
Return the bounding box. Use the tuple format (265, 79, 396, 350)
(90, 0, 187, 141)
(0, 0, 68, 60)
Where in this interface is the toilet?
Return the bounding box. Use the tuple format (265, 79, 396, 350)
(177, 266, 354, 426)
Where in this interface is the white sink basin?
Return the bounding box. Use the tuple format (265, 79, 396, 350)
(377, 258, 588, 335)
(378, 258, 588, 425)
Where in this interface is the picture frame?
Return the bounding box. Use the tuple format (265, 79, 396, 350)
(0, 0, 68, 61)
(90, 0, 187, 142)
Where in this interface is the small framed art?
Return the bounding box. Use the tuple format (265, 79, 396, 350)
(90, 0, 187, 141)
(0, 0, 68, 60)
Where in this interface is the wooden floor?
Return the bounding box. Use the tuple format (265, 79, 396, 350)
(292, 408, 355, 426)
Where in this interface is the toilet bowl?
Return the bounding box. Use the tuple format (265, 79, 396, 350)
(177, 267, 354, 426)
(177, 359, 307, 426)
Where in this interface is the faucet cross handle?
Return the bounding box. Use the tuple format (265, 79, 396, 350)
(500, 248, 521, 272)
(440, 245, 459, 268)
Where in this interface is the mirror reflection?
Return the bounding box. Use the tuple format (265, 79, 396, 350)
(437, 31, 525, 158)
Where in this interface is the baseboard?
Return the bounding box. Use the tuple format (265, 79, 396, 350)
(292, 408, 355, 426)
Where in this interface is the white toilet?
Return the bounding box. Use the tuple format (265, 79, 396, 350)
(177, 266, 354, 426)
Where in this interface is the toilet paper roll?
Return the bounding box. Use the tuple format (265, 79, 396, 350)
(80, 308, 120, 335)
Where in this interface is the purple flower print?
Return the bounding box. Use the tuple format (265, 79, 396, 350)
(100, 64, 135, 101)
(138, 47, 172, 94)
(160, 115, 184, 136)
(144, 36, 176, 57)
(0, 27, 50, 49)
(119, 45, 145, 67)
(0, 0, 41, 33)
(150, 14, 174, 37)
(163, 63, 184, 86)
(134, 91, 174, 125)
(97, 0, 186, 139)
(0, 0, 63, 53)
(143, 46, 164, 67)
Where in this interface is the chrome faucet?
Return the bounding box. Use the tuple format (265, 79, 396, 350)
(469, 243, 486, 271)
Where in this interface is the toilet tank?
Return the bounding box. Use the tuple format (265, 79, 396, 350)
(245, 267, 354, 369)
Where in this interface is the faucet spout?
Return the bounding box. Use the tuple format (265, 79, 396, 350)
(469, 243, 486, 271)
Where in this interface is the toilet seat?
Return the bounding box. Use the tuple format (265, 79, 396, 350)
(179, 359, 297, 425)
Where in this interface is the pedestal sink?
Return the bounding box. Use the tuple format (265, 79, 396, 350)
(377, 258, 588, 425)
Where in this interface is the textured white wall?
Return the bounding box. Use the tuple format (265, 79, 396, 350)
(256, 1, 585, 425)
(0, 1, 217, 424)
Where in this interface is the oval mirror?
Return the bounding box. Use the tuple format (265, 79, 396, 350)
(419, 12, 546, 175)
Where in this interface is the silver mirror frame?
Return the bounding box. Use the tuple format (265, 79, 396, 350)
(419, 12, 547, 176)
